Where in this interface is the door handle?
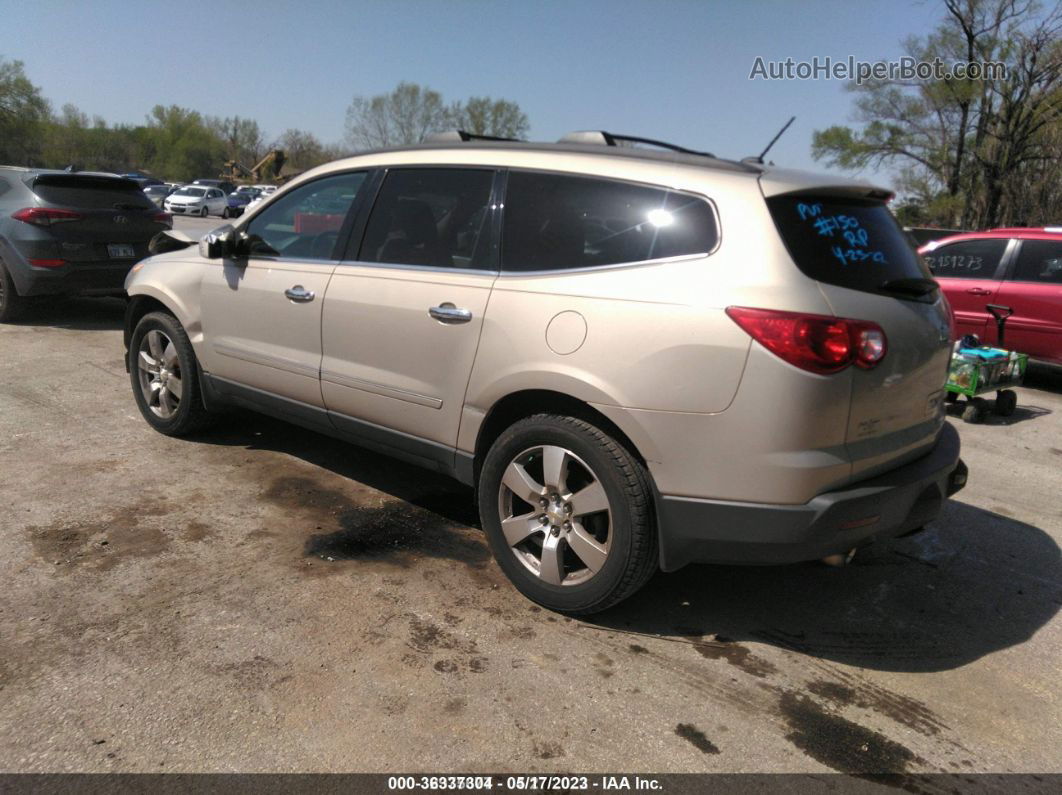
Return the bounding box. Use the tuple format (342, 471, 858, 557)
(965, 287, 991, 295)
(285, 285, 315, 303)
(429, 303, 473, 324)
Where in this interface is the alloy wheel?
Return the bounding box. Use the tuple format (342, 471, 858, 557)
(136, 329, 184, 419)
(497, 445, 612, 586)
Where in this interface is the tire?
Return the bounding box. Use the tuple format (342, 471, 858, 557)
(221, 207, 230, 219)
(128, 311, 212, 436)
(0, 260, 27, 323)
(200, 206, 208, 218)
(994, 389, 1017, 416)
(962, 397, 988, 424)
(478, 414, 658, 614)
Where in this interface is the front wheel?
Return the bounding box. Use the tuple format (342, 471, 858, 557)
(128, 311, 212, 436)
(200, 206, 208, 218)
(221, 207, 230, 219)
(478, 414, 657, 614)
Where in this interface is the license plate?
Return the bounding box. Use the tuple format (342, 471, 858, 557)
(108, 244, 136, 259)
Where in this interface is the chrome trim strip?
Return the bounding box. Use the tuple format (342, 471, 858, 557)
(321, 369, 443, 409)
(213, 341, 319, 378)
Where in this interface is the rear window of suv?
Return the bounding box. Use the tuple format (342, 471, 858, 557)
(767, 194, 931, 296)
(31, 175, 154, 210)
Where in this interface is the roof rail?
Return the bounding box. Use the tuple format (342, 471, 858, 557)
(558, 130, 715, 158)
(424, 130, 524, 143)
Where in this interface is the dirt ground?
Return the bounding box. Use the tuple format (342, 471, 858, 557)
(1, 282, 1060, 779)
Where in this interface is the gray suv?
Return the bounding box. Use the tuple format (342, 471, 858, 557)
(123, 131, 967, 613)
(0, 167, 171, 321)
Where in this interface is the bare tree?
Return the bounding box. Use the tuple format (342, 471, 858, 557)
(450, 96, 529, 139)
(345, 82, 450, 150)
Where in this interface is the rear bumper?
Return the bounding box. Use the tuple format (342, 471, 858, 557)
(16, 261, 135, 296)
(656, 422, 965, 570)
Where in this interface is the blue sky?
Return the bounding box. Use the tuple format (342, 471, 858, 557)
(2, 0, 945, 184)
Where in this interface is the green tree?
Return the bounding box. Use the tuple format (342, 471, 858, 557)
(144, 105, 226, 182)
(0, 58, 50, 165)
(812, 0, 1062, 228)
(450, 96, 529, 139)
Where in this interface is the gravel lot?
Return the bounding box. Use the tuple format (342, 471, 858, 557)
(1, 215, 1060, 777)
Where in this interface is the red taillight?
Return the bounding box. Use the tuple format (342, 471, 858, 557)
(28, 258, 66, 268)
(11, 207, 83, 226)
(152, 211, 172, 226)
(726, 306, 887, 374)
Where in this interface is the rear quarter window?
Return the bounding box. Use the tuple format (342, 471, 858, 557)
(767, 194, 930, 294)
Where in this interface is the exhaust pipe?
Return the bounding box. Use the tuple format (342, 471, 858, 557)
(821, 548, 857, 567)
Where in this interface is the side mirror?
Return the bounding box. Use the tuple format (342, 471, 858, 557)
(199, 224, 236, 259)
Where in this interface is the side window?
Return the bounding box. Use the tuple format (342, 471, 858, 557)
(358, 168, 495, 269)
(244, 171, 368, 260)
(1012, 240, 1062, 283)
(502, 172, 718, 272)
(923, 239, 1007, 279)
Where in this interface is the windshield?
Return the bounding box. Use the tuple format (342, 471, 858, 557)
(767, 194, 933, 298)
(175, 187, 206, 197)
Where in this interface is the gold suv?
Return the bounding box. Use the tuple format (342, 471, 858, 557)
(124, 131, 966, 613)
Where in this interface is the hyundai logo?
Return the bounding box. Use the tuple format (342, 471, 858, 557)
(114, 215, 128, 224)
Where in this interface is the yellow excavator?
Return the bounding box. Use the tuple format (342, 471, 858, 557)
(220, 149, 286, 184)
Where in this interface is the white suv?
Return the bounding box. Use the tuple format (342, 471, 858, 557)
(124, 131, 967, 613)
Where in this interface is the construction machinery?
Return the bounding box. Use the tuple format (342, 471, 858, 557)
(220, 149, 286, 185)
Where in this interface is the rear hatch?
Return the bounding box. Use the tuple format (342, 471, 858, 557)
(29, 174, 168, 263)
(764, 186, 953, 480)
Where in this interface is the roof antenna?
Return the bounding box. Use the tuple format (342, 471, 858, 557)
(744, 116, 795, 165)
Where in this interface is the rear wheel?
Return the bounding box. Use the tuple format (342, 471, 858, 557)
(0, 261, 27, 323)
(962, 397, 989, 423)
(994, 389, 1017, 416)
(221, 207, 230, 219)
(478, 414, 657, 614)
(128, 311, 211, 436)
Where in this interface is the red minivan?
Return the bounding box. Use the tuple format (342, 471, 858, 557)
(920, 228, 1062, 365)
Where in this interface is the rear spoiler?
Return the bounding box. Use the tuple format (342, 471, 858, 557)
(26, 173, 143, 191)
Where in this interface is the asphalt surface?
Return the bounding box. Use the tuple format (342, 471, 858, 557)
(1, 216, 1060, 778)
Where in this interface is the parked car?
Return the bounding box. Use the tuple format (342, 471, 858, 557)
(0, 167, 171, 321)
(192, 178, 237, 195)
(143, 184, 179, 208)
(920, 227, 1062, 365)
(163, 186, 228, 217)
(123, 131, 966, 613)
(222, 190, 257, 218)
(122, 172, 165, 188)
